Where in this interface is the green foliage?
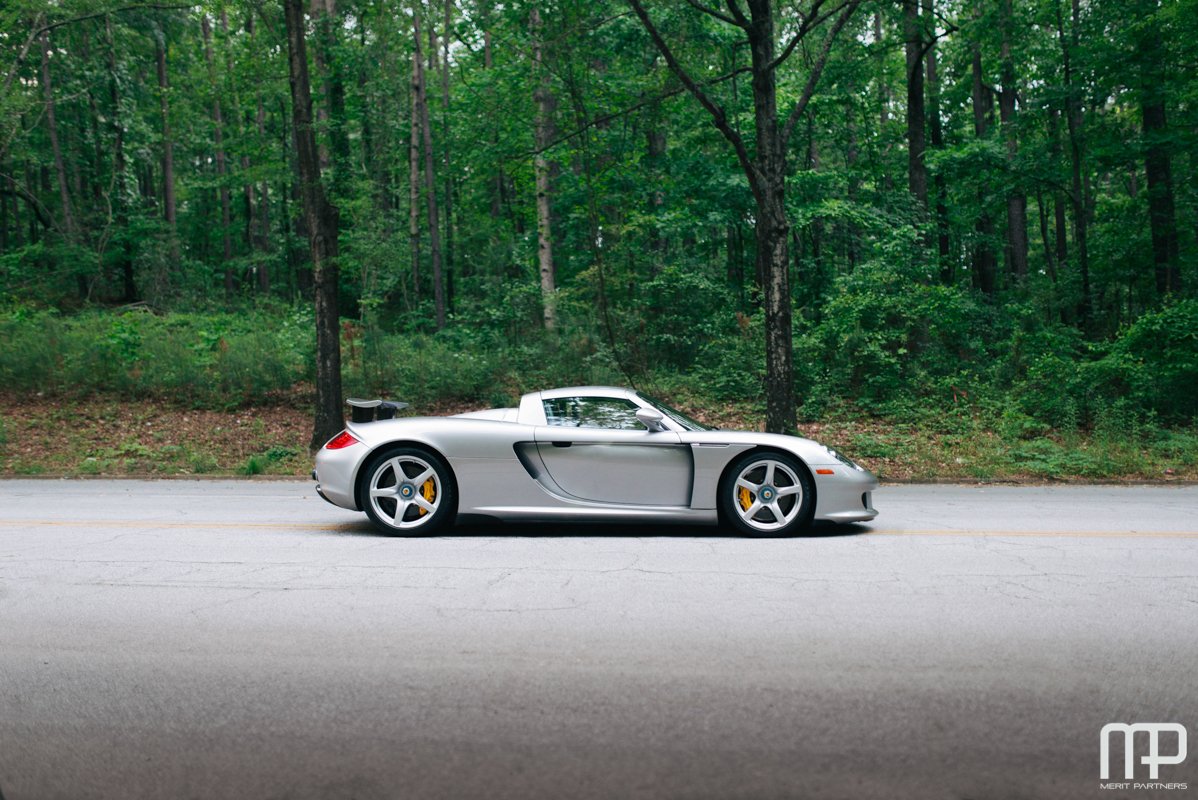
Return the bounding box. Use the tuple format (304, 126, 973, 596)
(188, 451, 220, 474)
(1008, 324, 1091, 429)
(263, 445, 299, 462)
(1008, 439, 1114, 479)
(1096, 300, 1198, 423)
(638, 263, 738, 366)
(240, 455, 266, 476)
(1009, 301, 1198, 428)
(690, 312, 765, 401)
(0, 309, 313, 407)
(1, 0, 1196, 455)
(796, 259, 994, 412)
(342, 331, 495, 404)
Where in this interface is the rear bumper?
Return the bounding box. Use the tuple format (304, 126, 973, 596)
(314, 481, 336, 507)
(312, 444, 365, 511)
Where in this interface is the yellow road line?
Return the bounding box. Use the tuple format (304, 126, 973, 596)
(1, 519, 1197, 538)
(0, 519, 347, 530)
(865, 528, 1198, 539)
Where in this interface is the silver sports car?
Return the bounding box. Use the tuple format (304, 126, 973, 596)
(313, 386, 878, 536)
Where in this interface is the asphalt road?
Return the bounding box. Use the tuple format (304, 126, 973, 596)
(1, 480, 1196, 800)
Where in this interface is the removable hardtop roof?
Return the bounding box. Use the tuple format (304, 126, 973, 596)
(516, 386, 647, 427)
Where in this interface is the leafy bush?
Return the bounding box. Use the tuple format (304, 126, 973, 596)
(1009, 439, 1114, 479)
(1009, 301, 1198, 428)
(1096, 300, 1198, 423)
(4, 297, 1196, 433)
(0, 308, 312, 407)
(690, 312, 764, 401)
(795, 261, 994, 411)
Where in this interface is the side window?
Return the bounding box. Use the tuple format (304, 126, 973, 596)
(542, 397, 644, 430)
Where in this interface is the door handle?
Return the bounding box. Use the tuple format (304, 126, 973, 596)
(552, 441, 572, 448)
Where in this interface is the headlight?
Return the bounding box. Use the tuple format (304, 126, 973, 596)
(826, 448, 863, 471)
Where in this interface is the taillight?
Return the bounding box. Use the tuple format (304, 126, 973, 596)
(325, 430, 359, 450)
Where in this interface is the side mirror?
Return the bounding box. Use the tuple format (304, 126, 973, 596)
(635, 407, 666, 432)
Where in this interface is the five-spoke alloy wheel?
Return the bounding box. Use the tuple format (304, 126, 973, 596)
(360, 446, 455, 535)
(719, 451, 814, 537)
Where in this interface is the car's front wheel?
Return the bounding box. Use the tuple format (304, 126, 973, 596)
(360, 446, 455, 536)
(719, 451, 814, 537)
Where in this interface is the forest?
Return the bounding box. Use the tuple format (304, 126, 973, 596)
(0, 0, 1195, 478)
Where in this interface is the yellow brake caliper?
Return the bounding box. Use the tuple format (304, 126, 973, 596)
(738, 486, 753, 512)
(418, 478, 436, 516)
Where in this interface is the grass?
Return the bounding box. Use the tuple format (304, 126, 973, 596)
(2, 391, 1193, 483)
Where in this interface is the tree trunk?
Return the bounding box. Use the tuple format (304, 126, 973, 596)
(80, 30, 103, 215)
(924, 0, 950, 278)
(231, 11, 266, 291)
(647, 103, 667, 276)
(531, 6, 556, 331)
(845, 89, 861, 271)
(1048, 106, 1069, 291)
(357, 21, 382, 214)
(154, 28, 177, 265)
(285, 0, 343, 451)
(484, 27, 502, 220)
(203, 17, 235, 295)
(1143, 101, 1178, 296)
(408, 47, 422, 301)
(746, 4, 795, 434)
(256, 93, 272, 293)
(757, 184, 794, 433)
(996, 0, 1025, 286)
(0, 166, 12, 251)
(875, 11, 892, 193)
(39, 33, 75, 240)
(970, 14, 996, 295)
(1137, 8, 1180, 296)
(413, 4, 445, 329)
(441, 0, 455, 311)
(236, 16, 254, 258)
(629, 0, 856, 433)
(903, 0, 927, 209)
(998, 0, 1027, 285)
(24, 162, 38, 244)
(313, 0, 349, 200)
(1036, 190, 1056, 283)
(1057, 0, 1090, 323)
(104, 17, 135, 301)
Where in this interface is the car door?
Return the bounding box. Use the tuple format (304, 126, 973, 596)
(533, 396, 693, 506)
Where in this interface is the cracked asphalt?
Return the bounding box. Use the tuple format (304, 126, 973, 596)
(1, 480, 1196, 799)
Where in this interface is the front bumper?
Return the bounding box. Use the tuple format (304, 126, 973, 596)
(813, 465, 879, 523)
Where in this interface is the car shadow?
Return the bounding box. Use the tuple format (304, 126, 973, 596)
(325, 518, 870, 539)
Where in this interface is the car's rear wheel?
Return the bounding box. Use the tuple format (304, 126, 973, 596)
(719, 451, 814, 537)
(360, 446, 455, 536)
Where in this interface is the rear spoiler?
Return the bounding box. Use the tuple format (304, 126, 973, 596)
(347, 397, 409, 424)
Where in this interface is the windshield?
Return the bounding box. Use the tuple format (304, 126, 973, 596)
(639, 393, 713, 432)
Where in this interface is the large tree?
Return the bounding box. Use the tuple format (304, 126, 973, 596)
(628, 0, 860, 433)
(284, 0, 343, 450)
(531, 5, 557, 331)
(1135, 0, 1180, 296)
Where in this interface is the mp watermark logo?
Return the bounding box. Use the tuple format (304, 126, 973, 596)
(1099, 723, 1189, 791)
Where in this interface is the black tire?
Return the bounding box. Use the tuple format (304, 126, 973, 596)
(359, 446, 456, 536)
(718, 450, 815, 537)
